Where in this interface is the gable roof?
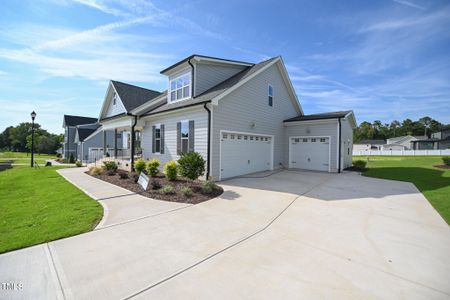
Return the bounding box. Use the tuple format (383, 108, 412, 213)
(141, 57, 302, 117)
(63, 115, 98, 127)
(284, 111, 352, 122)
(111, 80, 162, 112)
(75, 123, 101, 142)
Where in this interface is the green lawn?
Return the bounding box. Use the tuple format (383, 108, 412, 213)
(0, 166, 103, 253)
(0, 151, 56, 159)
(356, 156, 450, 225)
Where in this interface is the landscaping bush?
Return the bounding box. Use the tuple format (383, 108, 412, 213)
(442, 156, 450, 166)
(151, 179, 161, 190)
(56, 153, 62, 158)
(160, 185, 174, 194)
(118, 170, 129, 179)
(106, 152, 110, 157)
(69, 153, 75, 163)
(353, 160, 367, 171)
(164, 160, 178, 181)
(89, 166, 102, 176)
(75, 161, 82, 167)
(106, 169, 116, 176)
(103, 161, 118, 171)
(202, 180, 219, 194)
(178, 152, 205, 180)
(146, 159, 160, 177)
(130, 172, 140, 183)
(134, 158, 146, 174)
(181, 186, 193, 197)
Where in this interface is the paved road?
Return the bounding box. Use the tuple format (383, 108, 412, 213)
(0, 169, 449, 300)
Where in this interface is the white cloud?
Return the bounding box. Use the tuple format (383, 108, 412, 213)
(392, 0, 426, 11)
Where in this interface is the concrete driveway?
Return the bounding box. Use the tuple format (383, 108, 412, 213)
(1, 170, 449, 299)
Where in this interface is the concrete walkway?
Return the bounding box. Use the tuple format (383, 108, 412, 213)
(0, 170, 449, 299)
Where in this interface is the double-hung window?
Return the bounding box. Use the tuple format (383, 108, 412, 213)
(268, 84, 273, 107)
(181, 120, 189, 153)
(170, 73, 191, 102)
(154, 124, 161, 153)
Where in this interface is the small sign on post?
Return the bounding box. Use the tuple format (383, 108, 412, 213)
(137, 173, 149, 190)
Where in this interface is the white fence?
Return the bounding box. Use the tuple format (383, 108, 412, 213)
(353, 149, 450, 156)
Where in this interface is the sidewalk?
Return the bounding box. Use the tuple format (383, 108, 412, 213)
(57, 167, 190, 228)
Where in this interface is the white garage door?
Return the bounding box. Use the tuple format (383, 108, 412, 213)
(220, 132, 272, 179)
(289, 137, 330, 172)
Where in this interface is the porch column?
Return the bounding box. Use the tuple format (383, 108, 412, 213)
(114, 128, 118, 158)
(103, 130, 107, 155)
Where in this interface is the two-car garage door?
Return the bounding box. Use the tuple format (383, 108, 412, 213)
(289, 137, 330, 171)
(220, 132, 272, 179)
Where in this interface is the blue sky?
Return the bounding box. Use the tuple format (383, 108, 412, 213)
(0, 0, 449, 134)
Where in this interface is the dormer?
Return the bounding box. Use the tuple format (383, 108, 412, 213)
(160, 55, 253, 102)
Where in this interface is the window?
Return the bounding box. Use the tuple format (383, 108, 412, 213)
(155, 124, 161, 153)
(181, 121, 189, 153)
(268, 84, 273, 107)
(230, 134, 235, 139)
(302, 138, 308, 142)
(222, 133, 228, 139)
(256, 137, 259, 141)
(170, 73, 191, 102)
(237, 135, 242, 139)
(294, 138, 300, 143)
(250, 136, 254, 140)
(320, 138, 326, 142)
(311, 138, 316, 142)
(244, 136, 248, 140)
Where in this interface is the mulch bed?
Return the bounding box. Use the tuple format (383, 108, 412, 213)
(434, 165, 450, 169)
(87, 171, 223, 204)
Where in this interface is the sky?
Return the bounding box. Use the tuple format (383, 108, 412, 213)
(0, 0, 449, 134)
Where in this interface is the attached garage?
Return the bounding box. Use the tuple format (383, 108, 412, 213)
(289, 137, 330, 171)
(220, 131, 273, 179)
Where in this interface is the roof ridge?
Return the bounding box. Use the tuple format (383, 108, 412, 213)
(111, 80, 161, 94)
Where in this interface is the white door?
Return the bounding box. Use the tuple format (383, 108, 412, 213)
(220, 132, 272, 179)
(289, 137, 330, 171)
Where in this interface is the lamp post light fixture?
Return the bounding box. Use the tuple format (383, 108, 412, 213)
(30, 111, 36, 167)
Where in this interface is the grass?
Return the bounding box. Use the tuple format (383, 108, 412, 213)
(0, 166, 103, 253)
(0, 151, 56, 159)
(356, 156, 450, 225)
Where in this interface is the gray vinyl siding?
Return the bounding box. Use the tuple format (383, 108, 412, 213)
(211, 63, 299, 180)
(195, 63, 247, 96)
(141, 106, 208, 168)
(77, 130, 119, 162)
(284, 121, 339, 172)
(340, 118, 354, 169)
(63, 127, 77, 159)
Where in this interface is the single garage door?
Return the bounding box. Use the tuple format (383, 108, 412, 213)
(220, 132, 272, 179)
(289, 137, 330, 171)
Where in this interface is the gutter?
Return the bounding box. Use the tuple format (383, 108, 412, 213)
(130, 114, 138, 172)
(203, 103, 211, 180)
(338, 117, 342, 173)
(142, 100, 211, 117)
(188, 58, 195, 97)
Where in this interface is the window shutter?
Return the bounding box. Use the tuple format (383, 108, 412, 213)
(160, 124, 165, 154)
(152, 125, 156, 153)
(177, 122, 181, 155)
(189, 120, 195, 153)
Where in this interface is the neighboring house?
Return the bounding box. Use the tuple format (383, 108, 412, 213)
(62, 115, 98, 159)
(411, 129, 450, 150)
(381, 135, 425, 150)
(353, 140, 385, 152)
(92, 54, 356, 180)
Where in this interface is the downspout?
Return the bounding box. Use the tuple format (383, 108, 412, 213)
(203, 103, 211, 180)
(188, 58, 195, 97)
(338, 117, 342, 173)
(130, 114, 138, 172)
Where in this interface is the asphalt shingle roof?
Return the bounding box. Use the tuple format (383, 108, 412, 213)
(76, 124, 101, 142)
(64, 115, 98, 127)
(283, 111, 352, 122)
(357, 140, 386, 145)
(111, 80, 162, 112)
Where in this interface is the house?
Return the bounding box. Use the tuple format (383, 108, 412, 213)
(62, 115, 98, 159)
(381, 135, 425, 151)
(84, 54, 357, 180)
(353, 140, 385, 152)
(411, 129, 450, 150)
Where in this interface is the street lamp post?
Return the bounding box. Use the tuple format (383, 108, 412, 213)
(30, 111, 36, 167)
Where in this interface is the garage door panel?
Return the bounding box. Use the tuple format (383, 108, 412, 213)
(290, 137, 329, 172)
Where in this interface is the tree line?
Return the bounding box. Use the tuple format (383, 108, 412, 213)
(354, 116, 450, 142)
(0, 123, 63, 154)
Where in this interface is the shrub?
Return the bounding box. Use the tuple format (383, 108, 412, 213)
(56, 153, 62, 158)
(353, 160, 367, 171)
(103, 161, 118, 171)
(118, 170, 129, 179)
(106, 152, 110, 157)
(181, 186, 193, 197)
(89, 166, 102, 176)
(134, 158, 146, 174)
(151, 179, 161, 190)
(160, 185, 174, 194)
(69, 153, 75, 163)
(178, 152, 205, 180)
(130, 172, 140, 183)
(164, 160, 178, 181)
(442, 156, 450, 166)
(75, 161, 82, 167)
(146, 159, 160, 177)
(202, 180, 218, 194)
(106, 169, 116, 176)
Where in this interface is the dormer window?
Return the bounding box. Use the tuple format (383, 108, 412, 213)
(170, 72, 191, 102)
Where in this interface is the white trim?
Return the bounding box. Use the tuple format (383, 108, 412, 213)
(98, 81, 127, 120)
(139, 105, 204, 120)
(268, 83, 273, 107)
(219, 129, 274, 181)
(180, 119, 190, 154)
(154, 123, 162, 155)
(209, 103, 214, 178)
(193, 56, 253, 67)
(284, 119, 339, 126)
(337, 122, 340, 172)
(288, 135, 331, 172)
